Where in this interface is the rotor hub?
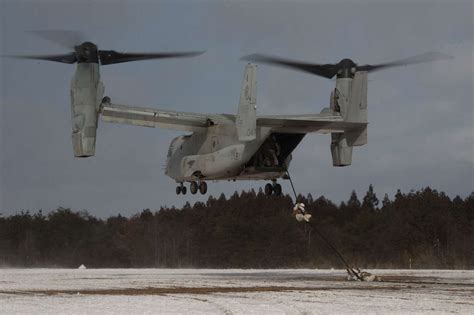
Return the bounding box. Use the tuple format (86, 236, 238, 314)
(74, 42, 99, 64)
(337, 58, 357, 78)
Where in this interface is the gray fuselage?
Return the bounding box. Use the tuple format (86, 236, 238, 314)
(165, 124, 300, 183)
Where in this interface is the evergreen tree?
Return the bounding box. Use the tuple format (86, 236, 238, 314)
(0, 187, 471, 269)
(362, 184, 379, 210)
(382, 193, 391, 208)
(348, 190, 361, 208)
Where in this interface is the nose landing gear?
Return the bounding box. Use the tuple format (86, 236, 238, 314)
(176, 183, 187, 195)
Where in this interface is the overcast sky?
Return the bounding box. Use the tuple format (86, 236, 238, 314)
(1, 0, 472, 217)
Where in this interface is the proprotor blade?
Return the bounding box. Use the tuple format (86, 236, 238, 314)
(28, 30, 85, 49)
(357, 52, 454, 72)
(98, 50, 205, 65)
(243, 52, 453, 79)
(6, 53, 77, 64)
(241, 54, 340, 79)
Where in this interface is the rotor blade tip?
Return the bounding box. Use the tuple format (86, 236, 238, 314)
(441, 53, 454, 59)
(425, 51, 454, 60)
(241, 53, 258, 59)
(186, 51, 206, 56)
(26, 30, 85, 49)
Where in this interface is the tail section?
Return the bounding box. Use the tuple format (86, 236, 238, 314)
(330, 71, 368, 166)
(236, 63, 257, 141)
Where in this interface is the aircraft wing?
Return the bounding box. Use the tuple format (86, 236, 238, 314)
(101, 103, 366, 134)
(257, 113, 367, 134)
(100, 103, 213, 132)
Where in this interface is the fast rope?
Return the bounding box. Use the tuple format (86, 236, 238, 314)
(285, 165, 363, 281)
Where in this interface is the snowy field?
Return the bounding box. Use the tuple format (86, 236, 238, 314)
(0, 269, 473, 314)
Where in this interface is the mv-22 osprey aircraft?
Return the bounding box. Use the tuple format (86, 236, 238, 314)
(13, 33, 450, 196)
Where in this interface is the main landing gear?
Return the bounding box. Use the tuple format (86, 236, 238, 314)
(190, 181, 207, 195)
(176, 181, 207, 195)
(264, 180, 282, 197)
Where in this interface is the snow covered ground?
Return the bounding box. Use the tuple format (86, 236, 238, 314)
(0, 269, 473, 314)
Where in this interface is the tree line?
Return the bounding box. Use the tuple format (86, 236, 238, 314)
(0, 186, 472, 269)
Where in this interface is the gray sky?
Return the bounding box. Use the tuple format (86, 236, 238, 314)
(1, 0, 472, 217)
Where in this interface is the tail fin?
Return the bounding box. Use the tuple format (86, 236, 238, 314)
(345, 71, 367, 146)
(331, 71, 368, 166)
(236, 63, 257, 141)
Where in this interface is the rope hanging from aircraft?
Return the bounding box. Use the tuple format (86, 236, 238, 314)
(285, 165, 364, 281)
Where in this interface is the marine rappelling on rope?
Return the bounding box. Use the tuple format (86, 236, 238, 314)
(293, 203, 312, 222)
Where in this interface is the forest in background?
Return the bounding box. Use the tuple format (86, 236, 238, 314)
(0, 186, 472, 269)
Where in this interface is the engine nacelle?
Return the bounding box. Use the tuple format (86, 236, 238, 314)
(70, 63, 103, 157)
(329, 71, 368, 166)
(331, 133, 352, 166)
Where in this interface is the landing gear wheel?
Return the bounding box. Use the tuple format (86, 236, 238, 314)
(181, 186, 187, 195)
(265, 183, 274, 196)
(190, 181, 198, 194)
(199, 181, 208, 194)
(176, 186, 182, 195)
(274, 183, 282, 196)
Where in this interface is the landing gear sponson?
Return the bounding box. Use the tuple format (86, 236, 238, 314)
(177, 181, 207, 195)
